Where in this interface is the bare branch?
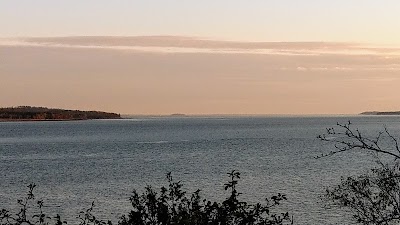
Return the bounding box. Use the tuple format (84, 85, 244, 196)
(317, 122, 400, 160)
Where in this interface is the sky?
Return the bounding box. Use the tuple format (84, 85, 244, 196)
(1, 1, 400, 114)
(2, 0, 400, 44)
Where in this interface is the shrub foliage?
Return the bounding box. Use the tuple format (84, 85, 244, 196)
(319, 122, 400, 225)
(1, 171, 292, 225)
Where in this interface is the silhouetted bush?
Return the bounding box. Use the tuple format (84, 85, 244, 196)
(1, 171, 292, 225)
(0, 183, 66, 225)
(320, 122, 400, 224)
(325, 163, 400, 224)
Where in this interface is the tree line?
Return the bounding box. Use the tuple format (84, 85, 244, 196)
(0, 106, 121, 121)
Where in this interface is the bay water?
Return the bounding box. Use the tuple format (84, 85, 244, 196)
(1, 116, 400, 224)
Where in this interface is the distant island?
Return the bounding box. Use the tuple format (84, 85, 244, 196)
(0, 106, 121, 121)
(360, 111, 400, 115)
(169, 113, 187, 117)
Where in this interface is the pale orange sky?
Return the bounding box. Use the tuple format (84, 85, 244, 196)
(2, 1, 400, 114)
(2, 1, 400, 45)
(1, 36, 400, 115)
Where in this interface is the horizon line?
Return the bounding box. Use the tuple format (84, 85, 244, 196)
(121, 113, 368, 117)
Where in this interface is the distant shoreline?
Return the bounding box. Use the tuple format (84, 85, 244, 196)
(0, 118, 98, 122)
(0, 106, 121, 121)
(360, 111, 400, 115)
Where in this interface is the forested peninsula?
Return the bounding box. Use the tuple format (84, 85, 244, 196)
(0, 106, 121, 121)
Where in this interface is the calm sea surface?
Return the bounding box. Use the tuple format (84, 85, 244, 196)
(1, 116, 400, 224)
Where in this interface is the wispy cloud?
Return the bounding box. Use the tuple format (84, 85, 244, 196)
(2, 36, 400, 56)
(287, 65, 400, 72)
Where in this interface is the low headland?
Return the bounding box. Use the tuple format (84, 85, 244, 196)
(360, 111, 400, 115)
(0, 106, 121, 121)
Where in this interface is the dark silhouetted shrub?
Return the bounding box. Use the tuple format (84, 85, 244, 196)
(1, 171, 292, 225)
(320, 122, 400, 224)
